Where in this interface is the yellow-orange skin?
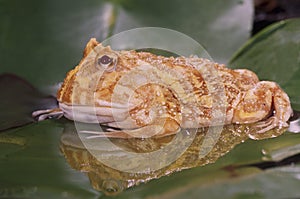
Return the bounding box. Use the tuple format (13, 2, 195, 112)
(56, 38, 292, 137)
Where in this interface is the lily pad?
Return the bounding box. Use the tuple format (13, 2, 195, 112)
(230, 19, 300, 110)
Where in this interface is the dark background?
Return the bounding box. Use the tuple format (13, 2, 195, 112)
(253, 0, 300, 34)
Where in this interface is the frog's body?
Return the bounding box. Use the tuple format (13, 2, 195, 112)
(33, 38, 293, 138)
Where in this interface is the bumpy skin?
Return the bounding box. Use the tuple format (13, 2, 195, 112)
(57, 38, 293, 138)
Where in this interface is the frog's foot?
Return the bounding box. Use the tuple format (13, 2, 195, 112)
(32, 108, 64, 121)
(233, 81, 293, 134)
(255, 82, 292, 134)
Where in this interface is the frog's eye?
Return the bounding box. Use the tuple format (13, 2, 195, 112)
(97, 55, 117, 72)
(98, 55, 113, 66)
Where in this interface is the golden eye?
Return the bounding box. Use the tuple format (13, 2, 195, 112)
(97, 54, 117, 72)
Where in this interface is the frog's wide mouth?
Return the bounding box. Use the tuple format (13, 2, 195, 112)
(59, 102, 128, 124)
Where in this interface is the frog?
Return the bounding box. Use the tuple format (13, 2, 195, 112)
(33, 38, 293, 138)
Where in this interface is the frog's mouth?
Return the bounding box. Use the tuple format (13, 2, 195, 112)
(59, 102, 130, 125)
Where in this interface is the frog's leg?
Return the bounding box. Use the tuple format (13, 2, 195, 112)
(233, 81, 293, 133)
(80, 118, 180, 139)
(32, 108, 64, 121)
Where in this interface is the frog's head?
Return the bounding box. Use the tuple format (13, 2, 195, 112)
(57, 38, 164, 125)
(57, 38, 122, 106)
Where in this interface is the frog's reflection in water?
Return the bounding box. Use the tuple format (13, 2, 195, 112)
(60, 122, 286, 195)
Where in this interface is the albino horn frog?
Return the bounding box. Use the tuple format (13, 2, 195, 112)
(33, 38, 293, 138)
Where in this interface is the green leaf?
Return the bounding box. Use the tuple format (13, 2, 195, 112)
(0, 121, 101, 199)
(1, 120, 300, 198)
(142, 165, 300, 199)
(0, 0, 253, 90)
(97, 133, 300, 199)
(230, 19, 300, 110)
(0, 74, 57, 131)
(110, 0, 253, 63)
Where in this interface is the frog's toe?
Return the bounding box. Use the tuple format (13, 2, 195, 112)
(32, 108, 64, 121)
(254, 116, 288, 134)
(255, 117, 276, 134)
